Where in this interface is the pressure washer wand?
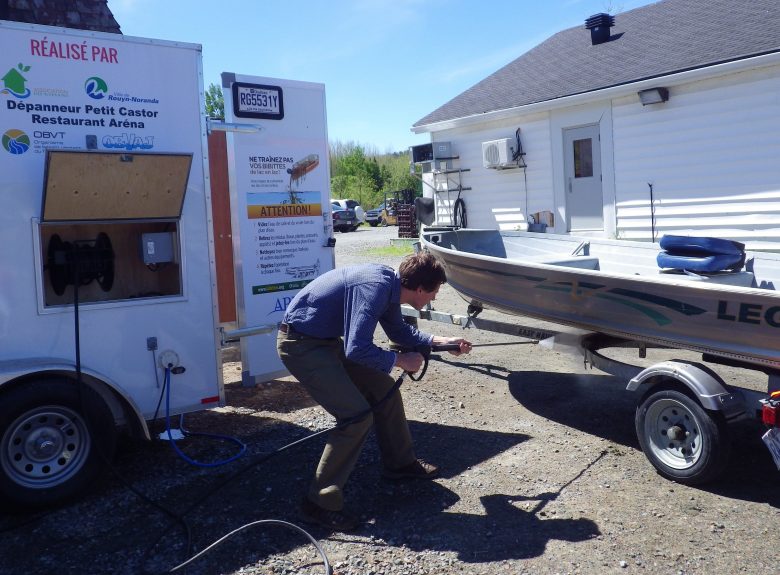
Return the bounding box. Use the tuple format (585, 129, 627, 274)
(430, 341, 533, 352)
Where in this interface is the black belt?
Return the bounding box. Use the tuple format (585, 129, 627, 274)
(279, 323, 335, 341)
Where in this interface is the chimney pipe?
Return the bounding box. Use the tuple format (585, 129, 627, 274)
(585, 13, 615, 46)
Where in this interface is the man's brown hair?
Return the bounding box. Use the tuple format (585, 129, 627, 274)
(399, 252, 446, 292)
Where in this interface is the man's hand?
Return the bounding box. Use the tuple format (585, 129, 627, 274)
(395, 351, 424, 373)
(432, 336, 473, 356)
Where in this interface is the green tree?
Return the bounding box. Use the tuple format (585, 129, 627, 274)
(205, 83, 224, 119)
(328, 140, 421, 209)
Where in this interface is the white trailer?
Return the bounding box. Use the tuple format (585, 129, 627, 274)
(0, 22, 222, 509)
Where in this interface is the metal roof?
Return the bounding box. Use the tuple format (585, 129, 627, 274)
(413, 0, 780, 128)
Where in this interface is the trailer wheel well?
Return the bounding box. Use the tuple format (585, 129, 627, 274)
(1, 371, 146, 440)
(634, 374, 689, 397)
(626, 360, 743, 417)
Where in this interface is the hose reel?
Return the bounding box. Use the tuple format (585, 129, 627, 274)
(47, 233, 115, 296)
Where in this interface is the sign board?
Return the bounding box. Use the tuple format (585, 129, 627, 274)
(0, 21, 222, 417)
(222, 73, 334, 384)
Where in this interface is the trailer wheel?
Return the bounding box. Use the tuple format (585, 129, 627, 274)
(0, 379, 116, 511)
(635, 387, 730, 485)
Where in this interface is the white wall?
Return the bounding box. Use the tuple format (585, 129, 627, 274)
(426, 112, 552, 230)
(423, 62, 780, 250)
(612, 65, 780, 249)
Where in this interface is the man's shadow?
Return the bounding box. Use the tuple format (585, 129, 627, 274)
(357, 425, 602, 562)
(368, 461, 602, 562)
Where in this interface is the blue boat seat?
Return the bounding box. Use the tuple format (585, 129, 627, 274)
(656, 251, 745, 273)
(657, 235, 746, 273)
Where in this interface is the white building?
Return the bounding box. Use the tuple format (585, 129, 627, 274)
(412, 0, 780, 250)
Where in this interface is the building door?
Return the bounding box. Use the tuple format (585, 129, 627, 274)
(563, 124, 603, 231)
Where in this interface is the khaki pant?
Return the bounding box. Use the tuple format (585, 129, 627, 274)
(277, 330, 415, 511)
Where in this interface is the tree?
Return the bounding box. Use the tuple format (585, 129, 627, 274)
(205, 83, 224, 119)
(328, 139, 420, 208)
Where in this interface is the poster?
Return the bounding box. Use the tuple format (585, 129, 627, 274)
(222, 73, 334, 384)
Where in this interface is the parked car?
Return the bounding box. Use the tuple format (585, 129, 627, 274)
(331, 202, 359, 233)
(331, 199, 365, 223)
(365, 202, 387, 227)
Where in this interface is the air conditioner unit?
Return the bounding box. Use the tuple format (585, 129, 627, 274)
(482, 138, 514, 169)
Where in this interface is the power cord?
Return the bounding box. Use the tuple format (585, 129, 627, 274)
(142, 360, 428, 574)
(166, 519, 331, 574)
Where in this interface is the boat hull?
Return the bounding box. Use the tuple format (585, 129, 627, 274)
(421, 229, 780, 370)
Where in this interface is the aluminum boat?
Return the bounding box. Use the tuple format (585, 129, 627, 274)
(420, 228, 780, 371)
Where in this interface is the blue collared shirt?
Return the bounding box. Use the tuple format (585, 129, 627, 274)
(282, 264, 434, 372)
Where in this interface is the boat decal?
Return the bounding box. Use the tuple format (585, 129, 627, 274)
(533, 283, 672, 325)
(595, 294, 672, 326)
(607, 288, 706, 316)
(545, 280, 605, 297)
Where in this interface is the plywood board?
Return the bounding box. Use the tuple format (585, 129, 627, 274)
(42, 151, 192, 221)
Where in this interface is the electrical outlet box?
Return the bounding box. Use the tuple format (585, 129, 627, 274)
(141, 232, 175, 264)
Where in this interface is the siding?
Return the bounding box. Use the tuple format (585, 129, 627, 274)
(612, 66, 780, 249)
(422, 62, 780, 250)
(425, 113, 553, 230)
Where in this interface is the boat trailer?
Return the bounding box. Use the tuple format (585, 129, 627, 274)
(401, 304, 780, 484)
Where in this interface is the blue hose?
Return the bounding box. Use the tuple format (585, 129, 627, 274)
(164, 367, 246, 467)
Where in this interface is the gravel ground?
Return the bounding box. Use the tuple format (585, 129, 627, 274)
(2, 225, 779, 575)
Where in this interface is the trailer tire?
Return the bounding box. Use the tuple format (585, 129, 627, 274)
(635, 386, 730, 485)
(0, 378, 116, 511)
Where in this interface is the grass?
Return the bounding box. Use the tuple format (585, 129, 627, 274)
(365, 243, 416, 257)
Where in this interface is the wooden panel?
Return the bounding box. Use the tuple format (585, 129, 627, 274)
(208, 131, 237, 323)
(42, 151, 192, 221)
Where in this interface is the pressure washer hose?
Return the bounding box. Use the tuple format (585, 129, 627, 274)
(163, 367, 247, 467)
(148, 345, 456, 574)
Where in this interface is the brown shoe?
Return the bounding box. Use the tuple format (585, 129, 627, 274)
(382, 458, 439, 480)
(300, 498, 359, 532)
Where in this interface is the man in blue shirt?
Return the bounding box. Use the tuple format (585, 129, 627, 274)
(277, 252, 472, 531)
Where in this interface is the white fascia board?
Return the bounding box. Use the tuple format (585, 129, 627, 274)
(412, 51, 780, 134)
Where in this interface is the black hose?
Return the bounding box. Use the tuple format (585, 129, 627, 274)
(453, 197, 467, 228)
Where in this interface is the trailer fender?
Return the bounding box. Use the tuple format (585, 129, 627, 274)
(626, 360, 746, 421)
(0, 359, 150, 440)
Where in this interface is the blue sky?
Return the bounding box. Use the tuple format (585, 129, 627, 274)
(108, 0, 656, 153)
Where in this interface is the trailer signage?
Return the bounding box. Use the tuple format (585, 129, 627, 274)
(29, 38, 119, 63)
(224, 73, 333, 383)
(0, 21, 223, 509)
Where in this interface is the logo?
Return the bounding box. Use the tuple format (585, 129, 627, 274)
(2, 129, 30, 154)
(269, 296, 293, 315)
(1, 63, 31, 99)
(102, 133, 154, 151)
(85, 76, 108, 99)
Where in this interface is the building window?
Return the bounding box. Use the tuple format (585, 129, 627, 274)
(573, 138, 593, 178)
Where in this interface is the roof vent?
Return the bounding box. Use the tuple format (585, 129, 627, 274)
(585, 13, 615, 46)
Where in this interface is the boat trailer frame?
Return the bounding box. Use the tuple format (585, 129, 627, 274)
(402, 303, 780, 483)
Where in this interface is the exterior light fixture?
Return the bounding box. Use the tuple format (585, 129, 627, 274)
(638, 87, 669, 105)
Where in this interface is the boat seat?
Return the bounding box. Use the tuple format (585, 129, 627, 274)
(525, 254, 600, 270)
(658, 269, 756, 287)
